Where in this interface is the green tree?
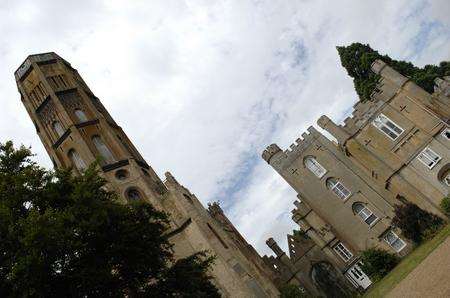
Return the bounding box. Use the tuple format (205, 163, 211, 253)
(0, 141, 220, 297)
(360, 249, 399, 281)
(337, 43, 450, 101)
(392, 202, 443, 243)
(440, 197, 450, 216)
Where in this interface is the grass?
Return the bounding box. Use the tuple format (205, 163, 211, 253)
(364, 224, 450, 298)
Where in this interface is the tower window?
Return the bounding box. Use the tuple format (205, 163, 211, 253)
(68, 149, 86, 172)
(92, 135, 116, 164)
(326, 178, 351, 200)
(383, 230, 406, 252)
(442, 128, 450, 140)
(333, 242, 353, 262)
(126, 188, 142, 201)
(443, 171, 450, 187)
(417, 147, 441, 169)
(74, 109, 88, 122)
(304, 156, 327, 178)
(115, 169, 129, 180)
(372, 114, 404, 140)
(52, 121, 65, 137)
(352, 203, 378, 226)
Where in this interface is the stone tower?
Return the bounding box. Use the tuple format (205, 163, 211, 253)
(15, 52, 279, 297)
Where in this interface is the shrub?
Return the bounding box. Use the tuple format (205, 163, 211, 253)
(392, 202, 443, 243)
(280, 284, 308, 298)
(440, 197, 450, 216)
(360, 249, 399, 281)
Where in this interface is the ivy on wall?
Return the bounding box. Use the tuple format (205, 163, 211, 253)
(337, 43, 450, 101)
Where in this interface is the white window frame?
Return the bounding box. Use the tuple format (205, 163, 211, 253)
(384, 230, 406, 252)
(417, 147, 441, 169)
(354, 203, 378, 226)
(52, 121, 65, 137)
(444, 172, 450, 187)
(372, 113, 404, 140)
(333, 242, 353, 262)
(74, 109, 88, 122)
(304, 156, 327, 178)
(441, 128, 450, 140)
(327, 179, 351, 200)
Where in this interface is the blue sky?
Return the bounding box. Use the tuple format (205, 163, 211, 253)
(0, 0, 449, 255)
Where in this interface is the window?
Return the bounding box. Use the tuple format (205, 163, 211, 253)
(326, 178, 351, 200)
(417, 147, 441, 169)
(74, 109, 88, 122)
(304, 156, 327, 178)
(353, 203, 378, 226)
(68, 149, 86, 172)
(444, 172, 450, 187)
(333, 242, 353, 262)
(384, 230, 406, 252)
(372, 114, 404, 140)
(52, 121, 65, 137)
(92, 136, 116, 164)
(115, 169, 129, 180)
(442, 128, 450, 140)
(126, 188, 142, 201)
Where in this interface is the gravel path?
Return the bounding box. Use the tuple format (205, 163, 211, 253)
(387, 237, 450, 298)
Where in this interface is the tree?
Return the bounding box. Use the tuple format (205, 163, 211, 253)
(337, 43, 450, 101)
(0, 141, 220, 297)
(359, 249, 399, 281)
(440, 197, 450, 216)
(392, 202, 443, 243)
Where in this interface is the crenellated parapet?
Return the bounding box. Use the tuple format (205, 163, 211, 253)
(262, 143, 282, 163)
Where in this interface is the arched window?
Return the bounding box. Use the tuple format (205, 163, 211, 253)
(52, 121, 65, 137)
(74, 109, 88, 122)
(68, 149, 86, 172)
(304, 156, 327, 178)
(92, 135, 115, 164)
(326, 178, 351, 200)
(352, 203, 378, 226)
(444, 172, 450, 187)
(126, 188, 142, 201)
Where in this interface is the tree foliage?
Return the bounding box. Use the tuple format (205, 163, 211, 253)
(337, 42, 450, 101)
(279, 284, 308, 298)
(0, 141, 220, 297)
(392, 202, 443, 243)
(440, 197, 450, 216)
(359, 248, 399, 281)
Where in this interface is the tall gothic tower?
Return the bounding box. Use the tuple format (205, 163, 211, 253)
(15, 52, 279, 297)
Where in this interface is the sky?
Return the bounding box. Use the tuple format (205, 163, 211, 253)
(1, 0, 449, 256)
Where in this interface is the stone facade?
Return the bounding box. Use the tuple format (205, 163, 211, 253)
(15, 52, 279, 298)
(262, 59, 450, 294)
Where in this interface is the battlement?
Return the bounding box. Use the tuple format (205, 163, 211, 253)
(284, 126, 320, 156)
(15, 52, 62, 81)
(262, 144, 282, 163)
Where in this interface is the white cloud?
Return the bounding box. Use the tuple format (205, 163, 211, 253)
(0, 0, 449, 256)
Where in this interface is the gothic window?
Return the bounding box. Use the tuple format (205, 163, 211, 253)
(333, 242, 353, 262)
(442, 128, 450, 140)
(304, 156, 327, 178)
(384, 230, 406, 252)
(352, 203, 378, 226)
(417, 147, 441, 169)
(92, 135, 116, 164)
(74, 109, 88, 122)
(326, 178, 351, 200)
(443, 171, 450, 187)
(68, 149, 86, 172)
(372, 114, 404, 140)
(52, 121, 65, 137)
(126, 188, 142, 201)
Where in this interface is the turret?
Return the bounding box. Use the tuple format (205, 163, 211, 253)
(317, 115, 350, 145)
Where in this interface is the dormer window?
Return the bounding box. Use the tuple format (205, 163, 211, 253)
(372, 114, 404, 140)
(52, 121, 65, 137)
(326, 178, 351, 200)
(304, 156, 327, 178)
(74, 109, 88, 122)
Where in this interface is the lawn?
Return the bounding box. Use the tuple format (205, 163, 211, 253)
(364, 224, 450, 298)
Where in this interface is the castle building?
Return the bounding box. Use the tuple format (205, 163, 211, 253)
(262, 59, 450, 293)
(15, 52, 279, 298)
